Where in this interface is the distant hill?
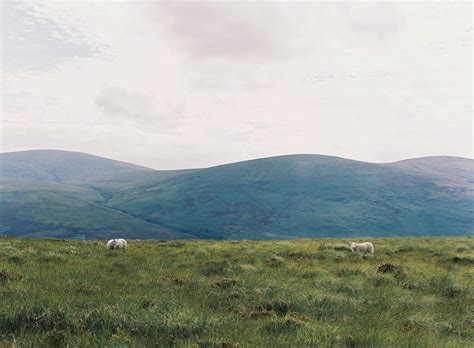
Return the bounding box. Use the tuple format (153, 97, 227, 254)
(0, 179, 194, 239)
(107, 155, 474, 239)
(389, 156, 474, 194)
(1, 150, 473, 239)
(0, 149, 151, 183)
(0, 150, 194, 239)
(0, 149, 192, 185)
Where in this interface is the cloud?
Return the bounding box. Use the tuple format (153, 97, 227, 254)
(342, 3, 403, 41)
(2, 93, 59, 114)
(94, 86, 186, 127)
(151, 2, 305, 61)
(1, 2, 102, 71)
(1, 1, 472, 168)
(151, 2, 404, 63)
(306, 70, 392, 83)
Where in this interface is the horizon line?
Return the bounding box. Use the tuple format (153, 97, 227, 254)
(1, 148, 472, 172)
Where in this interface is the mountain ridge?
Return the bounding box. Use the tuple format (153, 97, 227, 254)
(1, 150, 473, 239)
(3, 149, 473, 171)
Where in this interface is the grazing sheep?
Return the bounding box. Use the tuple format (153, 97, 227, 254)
(351, 242, 374, 254)
(106, 239, 127, 250)
(117, 239, 128, 249)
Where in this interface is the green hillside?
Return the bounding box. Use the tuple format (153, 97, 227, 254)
(108, 155, 474, 239)
(0, 149, 193, 186)
(0, 180, 192, 240)
(0, 237, 472, 346)
(1, 150, 473, 239)
(0, 150, 195, 239)
(0, 149, 153, 183)
(389, 156, 474, 194)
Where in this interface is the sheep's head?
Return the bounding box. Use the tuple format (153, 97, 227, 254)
(351, 242, 356, 251)
(109, 239, 119, 249)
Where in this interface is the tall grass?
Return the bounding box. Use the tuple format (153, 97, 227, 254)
(0, 236, 472, 347)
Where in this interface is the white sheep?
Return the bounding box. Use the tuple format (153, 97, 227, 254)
(351, 242, 374, 254)
(106, 239, 128, 250)
(117, 238, 128, 249)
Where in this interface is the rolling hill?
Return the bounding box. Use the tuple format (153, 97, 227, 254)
(389, 156, 474, 194)
(107, 155, 474, 239)
(0, 150, 473, 239)
(0, 149, 154, 183)
(0, 150, 194, 239)
(0, 179, 193, 239)
(0, 149, 193, 186)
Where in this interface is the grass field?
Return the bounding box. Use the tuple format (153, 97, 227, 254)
(0, 236, 472, 347)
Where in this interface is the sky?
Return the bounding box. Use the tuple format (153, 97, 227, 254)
(1, 1, 472, 170)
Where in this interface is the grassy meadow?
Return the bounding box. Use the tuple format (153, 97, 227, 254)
(0, 236, 472, 347)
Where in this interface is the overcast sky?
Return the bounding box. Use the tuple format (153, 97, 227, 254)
(1, 1, 472, 169)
